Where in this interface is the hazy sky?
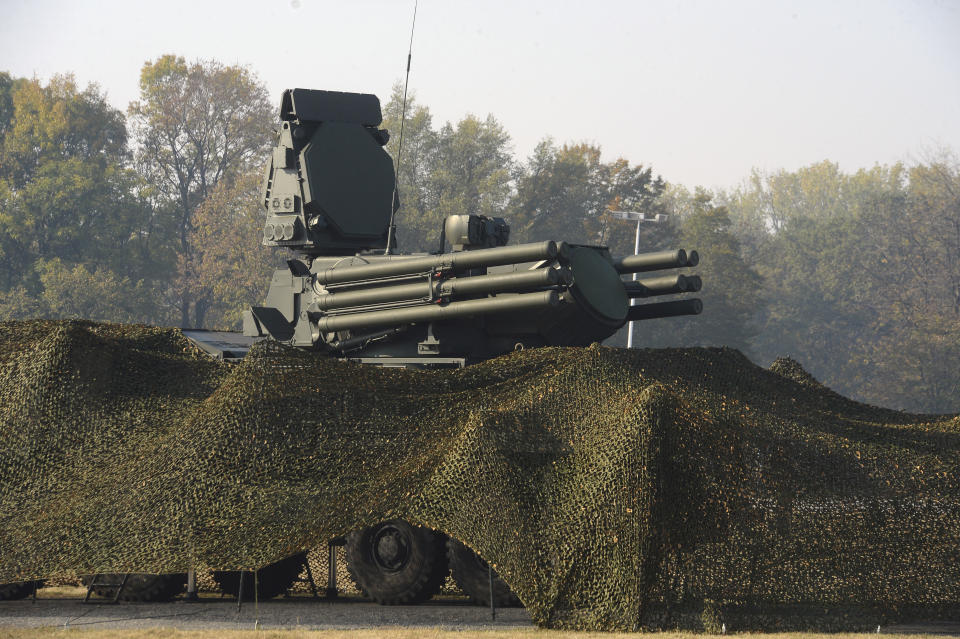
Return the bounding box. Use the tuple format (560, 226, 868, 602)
(2, 0, 958, 189)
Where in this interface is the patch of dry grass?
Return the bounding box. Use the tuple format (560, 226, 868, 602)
(0, 629, 936, 639)
(33, 585, 87, 599)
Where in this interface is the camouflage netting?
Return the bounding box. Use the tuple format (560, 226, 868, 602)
(0, 319, 958, 630)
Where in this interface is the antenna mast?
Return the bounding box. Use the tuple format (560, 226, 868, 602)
(384, 0, 418, 255)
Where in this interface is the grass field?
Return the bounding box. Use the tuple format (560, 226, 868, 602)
(0, 629, 940, 639)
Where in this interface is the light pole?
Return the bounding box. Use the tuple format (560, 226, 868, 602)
(609, 210, 668, 348)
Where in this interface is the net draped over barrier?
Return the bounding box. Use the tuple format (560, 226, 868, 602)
(0, 319, 957, 630)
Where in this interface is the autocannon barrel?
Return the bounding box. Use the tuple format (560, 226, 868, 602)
(624, 274, 702, 298)
(614, 249, 698, 274)
(316, 290, 561, 333)
(626, 298, 702, 321)
(315, 241, 562, 286)
(314, 267, 568, 311)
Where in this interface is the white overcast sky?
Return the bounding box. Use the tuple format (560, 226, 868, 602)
(2, 0, 958, 190)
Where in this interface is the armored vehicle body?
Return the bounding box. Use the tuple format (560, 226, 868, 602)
(79, 87, 703, 606)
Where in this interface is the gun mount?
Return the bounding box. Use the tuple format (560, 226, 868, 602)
(244, 88, 702, 366)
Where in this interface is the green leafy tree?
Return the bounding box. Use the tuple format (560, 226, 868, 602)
(0, 72, 22, 143)
(725, 159, 960, 412)
(592, 157, 669, 257)
(0, 258, 151, 324)
(727, 164, 902, 399)
(0, 75, 130, 267)
(383, 84, 515, 253)
(0, 74, 126, 187)
(381, 83, 438, 252)
(187, 170, 281, 330)
(854, 157, 960, 412)
(34, 258, 154, 324)
(422, 114, 514, 251)
(0, 74, 159, 321)
(0, 286, 41, 320)
(509, 140, 666, 249)
(127, 55, 274, 327)
(630, 191, 761, 352)
(509, 141, 601, 244)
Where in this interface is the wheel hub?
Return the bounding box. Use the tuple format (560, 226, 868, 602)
(372, 525, 410, 572)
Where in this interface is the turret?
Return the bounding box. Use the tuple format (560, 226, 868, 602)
(244, 89, 702, 363)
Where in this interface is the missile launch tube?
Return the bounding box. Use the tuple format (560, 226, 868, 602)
(316, 290, 560, 333)
(315, 241, 560, 285)
(315, 267, 568, 311)
(439, 266, 569, 296)
(614, 249, 688, 274)
(624, 274, 701, 298)
(626, 298, 702, 321)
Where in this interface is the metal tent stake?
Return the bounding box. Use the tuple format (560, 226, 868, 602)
(302, 557, 320, 599)
(488, 564, 496, 620)
(326, 542, 339, 598)
(185, 567, 198, 601)
(253, 569, 260, 630)
(236, 570, 244, 613)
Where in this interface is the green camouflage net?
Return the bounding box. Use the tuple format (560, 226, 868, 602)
(0, 319, 957, 630)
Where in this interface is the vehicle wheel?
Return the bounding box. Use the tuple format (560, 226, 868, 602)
(213, 552, 306, 601)
(447, 538, 520, 607)
(82, 574, 186, 602)
(345, 519, 448, 605)
(0, 580, 42, 600)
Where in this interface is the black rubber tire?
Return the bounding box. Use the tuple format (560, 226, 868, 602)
(345, 519, 448, 605)
(212, 552, 306, 601)
(82, 574, 186, 602)
(0, 580, 42, 600)
(447, 538, 520, 607)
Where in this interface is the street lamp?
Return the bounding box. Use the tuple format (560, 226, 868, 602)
(609, 210, 668, 348)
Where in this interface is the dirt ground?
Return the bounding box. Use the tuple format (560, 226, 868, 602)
(1, 586, 957, 637)
(0, 591, 531, 633)
(0, 623, 953, 639)
(2, 591, 958, 638)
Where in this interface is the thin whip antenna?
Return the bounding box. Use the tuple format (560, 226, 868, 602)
(385, 0, 418, 255)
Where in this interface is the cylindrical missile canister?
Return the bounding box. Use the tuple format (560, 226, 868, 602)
(625, 274, 695, 298)
(314, 267, 566, 311)
(317, 290, 560, 333)
(626, 298, 702, 321)
(438, 266, 568, 297)
(315, 241, 559, 285)
(614, 249, 688, 274)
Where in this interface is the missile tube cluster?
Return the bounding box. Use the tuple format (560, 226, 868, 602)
(307, 241, 701, 339)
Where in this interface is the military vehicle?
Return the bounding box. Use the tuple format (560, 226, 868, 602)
(26, 88, 702, 606)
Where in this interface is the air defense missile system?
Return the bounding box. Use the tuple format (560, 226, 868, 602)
(242, 88, 701, 365)
(78, 88, 703, 606)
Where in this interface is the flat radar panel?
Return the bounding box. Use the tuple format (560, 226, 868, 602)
(300, 122, 396, 239)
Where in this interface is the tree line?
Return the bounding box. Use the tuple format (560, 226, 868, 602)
(0, 61, 956, 413)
